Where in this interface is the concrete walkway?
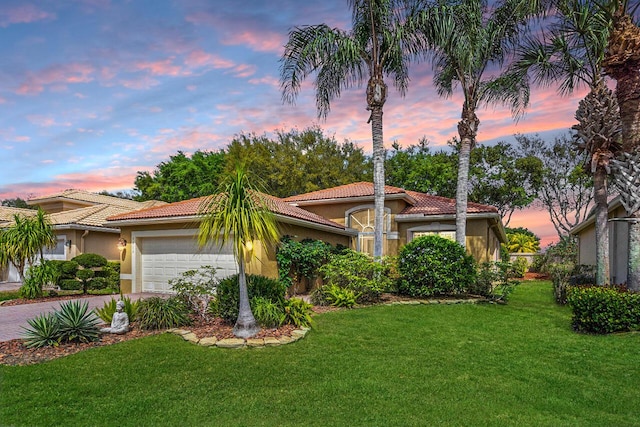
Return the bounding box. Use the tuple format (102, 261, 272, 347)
(0, 293, 162, 342)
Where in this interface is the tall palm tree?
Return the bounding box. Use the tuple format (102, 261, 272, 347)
(197, 165, 280, 338)
(515, 0, 621, 285)
(602, 0, 640, 290)
(412, 0, 539, 248)
(280, 0, 421, 258)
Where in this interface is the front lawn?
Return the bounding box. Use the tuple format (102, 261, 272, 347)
(1, 281, 639, 426)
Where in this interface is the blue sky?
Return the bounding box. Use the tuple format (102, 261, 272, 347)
(0, 0, 591, 245)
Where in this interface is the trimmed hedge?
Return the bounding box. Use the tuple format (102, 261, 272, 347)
(566, 286, 640, 334)
(397, 235, 476, 297)
(59, 279, 82, 291)
(72, 253, 107, 268)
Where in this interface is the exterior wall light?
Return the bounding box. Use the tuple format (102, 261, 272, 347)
(117, 238, 127, 251)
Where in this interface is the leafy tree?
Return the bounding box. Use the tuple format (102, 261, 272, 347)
(516, 134, 593, 238)
(281, 0, 422, 258)
(385, 140, 458, 198)
(514, 0, 619, 285)
(1, 198, 34, 209)
(0, 210, 56, 281)
(412, 0, 541, 247)
(226, 127, 372, 198)
(97, 190, 137, 200)
(134, 150, 226, 202)
(506, 232, 541, 253)
(197, 165, 280, 338)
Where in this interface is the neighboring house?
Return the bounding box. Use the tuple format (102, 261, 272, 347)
(107, 182, 507, 294)
(0, 190, 164, 282)
(570, 196, 629, 284)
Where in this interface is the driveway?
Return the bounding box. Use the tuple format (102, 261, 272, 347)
(0, 293, 163, 342)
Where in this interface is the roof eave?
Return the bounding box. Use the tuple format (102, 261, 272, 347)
(53, 224, 121, 233)
(273, 213, 357, 236)
(288, 192, 413, 207)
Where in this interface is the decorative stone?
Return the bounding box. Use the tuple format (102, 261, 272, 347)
(171, 329, 192, 336)
(199, 336, 218, 347)
(277, 336, 295, 345)
(216, 338, 245, 348)
(291, 329, 308, 339)
(182, 332, 199, 343)
(263, 337, 281, 346)
(246, 338, 265, 347)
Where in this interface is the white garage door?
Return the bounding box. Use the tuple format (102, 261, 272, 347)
(140, 236, 237, 293)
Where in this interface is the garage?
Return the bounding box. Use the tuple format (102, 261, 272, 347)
(138, 235, 237, 293)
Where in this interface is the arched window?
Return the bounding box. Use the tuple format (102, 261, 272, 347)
(346, 206, 390, 256)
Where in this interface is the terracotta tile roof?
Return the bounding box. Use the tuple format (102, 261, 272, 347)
(107, 192, 346, 230)
(400, 191, 498, 216)
(0, 206, 37, 222)
(48, 205, 135, 228)
(284, 182, 407, 202)
(28, 189, 165, 210)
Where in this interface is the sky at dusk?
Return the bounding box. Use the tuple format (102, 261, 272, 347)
(0, 0, 593, 247)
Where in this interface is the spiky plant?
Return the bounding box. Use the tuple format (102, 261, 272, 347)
(22, 313, 61, 349)
(56, 300, 101, 344)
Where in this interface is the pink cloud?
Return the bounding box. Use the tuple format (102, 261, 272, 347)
(229, 64, 256, 78)
(0, 4, 55, 27)
(134, 58, 185, 77)
(16, 63, 95, 95)
(222, 31, 285, 53)
(120, 76, 160, 90)
(26, 115, 72, 127)
(185, 50, 235, 69)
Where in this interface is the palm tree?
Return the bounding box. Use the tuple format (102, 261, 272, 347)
(601, 0, 640, 290)
(412, 0, 539, 248)
(197, 165, 280, 338)
(515, 0, 621, 285)
(507, 232, 541, 253)
(280, 0, 421, 258)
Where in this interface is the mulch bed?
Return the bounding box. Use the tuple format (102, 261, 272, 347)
(1, 293, 113, 307)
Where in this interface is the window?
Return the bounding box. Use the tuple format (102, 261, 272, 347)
(412, 230, 456, 242)
(348, 207, 389, 256)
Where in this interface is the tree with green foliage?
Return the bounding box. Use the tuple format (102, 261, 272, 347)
(412, 0, 542, 248)
(281, 0, 422, 258)
(385, 139, 458, 198)
(198, 165, 280, 338)
(517, 134, 593, 238)
(0, 209, 56, 281)
(134, 150, 226, 202)
(226, 127, 372, 198)
(514, 0, 620, 285)
(1, 198, 34, 209)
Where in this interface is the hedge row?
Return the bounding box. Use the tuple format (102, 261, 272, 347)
(566, 286, 640, 334)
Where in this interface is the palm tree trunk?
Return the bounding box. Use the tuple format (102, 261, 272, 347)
(615, 71, 640, 153)
(628, 212, 640, 291)
(233, 258, 260, 338)
(593, 167, 610, 286)
(455, 138, 471, 248)
(371, 104, 385, 259)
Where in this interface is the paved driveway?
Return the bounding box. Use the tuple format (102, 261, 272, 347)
(0, 293, 161, 342)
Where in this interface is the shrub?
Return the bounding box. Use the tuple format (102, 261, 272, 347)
(277, 236, 333, 291)
(97, 261, 121, 291)
(56, 300, 101, 344)
(136, 296, 192, 330)
(71, 253, 108, 268)
(169, 266, 218, 319)
(95, 296, 139, 323)
(76, 268, 95, 294)
(60, 260, 79, 278)
(548, 262, 575, 305)
(215, 274, 286, 323)
(251, 296, 285, 328)
(283, 298, 314, 328)
(19, 261, 60, 299)
(59, 279, 82, 291)
(323, 284, 358, 308)
(511, 257, 529, 278)
(22, 313, 61, 348)
(469, 262, 495, 297)
(318, 249, 391, 303)
(569, 264, 596, 286)
(88, 277, 110, 290)
(566, 286, 640, 334)
(397, 235, 476, 297)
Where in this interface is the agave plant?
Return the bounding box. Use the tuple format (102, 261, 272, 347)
(22, 313, 61, 349)
(56, 300, 101, 344)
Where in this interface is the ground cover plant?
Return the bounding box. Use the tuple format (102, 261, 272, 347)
(2, 281, 640, 426)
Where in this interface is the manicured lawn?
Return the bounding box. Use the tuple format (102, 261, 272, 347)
(1, 281, 639, 426)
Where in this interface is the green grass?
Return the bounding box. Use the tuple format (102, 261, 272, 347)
(1, 281, 639, 426)
(0, 290, 20, 302)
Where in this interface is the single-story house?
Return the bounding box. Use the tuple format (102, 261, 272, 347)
(570, 196, 630, 284)
(107, 182, 507, 294)
(0, 190, 164, 282)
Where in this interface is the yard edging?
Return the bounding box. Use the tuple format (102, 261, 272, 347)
(167, 326, 311, 348)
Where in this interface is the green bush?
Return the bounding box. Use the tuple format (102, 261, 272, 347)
(95, 296, 139, 323)
(19, 261, 61, 299)
(283, 298, 314, 328)
(22, 313, 61, 348)
(324, 284, 358, 308)
(136, 296, 192, 330)
(318, 249, 391, 303)
(469, 262, 495, 297)
(215, 274, 286, 323)
(55, 300, 101, 344)
(397, 235, 476, 297)
(277, 236, 333, 291)
(88, 277, 109, 290)
(71, 253, 108, 268)
(566, 286, 640, 334)
(60, 260, 79, 278)
(59, 279, 82, 291)
(511, 257, 529, 278)
(76, 268, 95, 294)
(251, 296, 285, 328)
(169, 266, 218, 319)
(100, 261, 121, 290)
